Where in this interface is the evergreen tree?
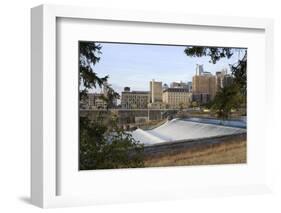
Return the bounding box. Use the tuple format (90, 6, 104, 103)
(79, 41, 144, 170)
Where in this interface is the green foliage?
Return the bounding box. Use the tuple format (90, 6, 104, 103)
(79, 41, 144, 170)
(79, 114, 144, 170)
(184, 47, 233, 64)
(184, 46, 247, 119)
(179, 102, 184, 111)
(211, 84, 243, 119)
(231, 55, 247, 97)
(191, 101, 198, 108)
(79, 41, 108, 100)
(99, 87, 120, 109)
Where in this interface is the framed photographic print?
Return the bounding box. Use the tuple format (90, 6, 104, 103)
(78, 41, 247, 170)
(31, 4, 274, 208)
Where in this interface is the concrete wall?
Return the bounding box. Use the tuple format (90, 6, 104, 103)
(143, 133, 246, 157)
(80, 109, 165, 124)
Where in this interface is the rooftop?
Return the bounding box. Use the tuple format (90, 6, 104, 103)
(163, 88, 190, 93)
(122, 91, 149, 94)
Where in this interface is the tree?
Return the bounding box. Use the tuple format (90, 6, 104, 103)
(100, 86, 120, 110)
(184, 46, 247, 119)
(230, 53, 247, 98)
(179, 102, 184, 109)
(184, 47, 233, 64)
(211, 84, 243, 119)
(79, 42, 108, 100)
(191, 101, 198, 108)
(80, 113, 144, 170)
(184, 47, 247, 90)
(79, 41, 144, 170)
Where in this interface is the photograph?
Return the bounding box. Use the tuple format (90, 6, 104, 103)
(79, 41, 247, 170)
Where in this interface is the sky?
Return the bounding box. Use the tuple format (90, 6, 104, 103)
(90, 42, 246, 95)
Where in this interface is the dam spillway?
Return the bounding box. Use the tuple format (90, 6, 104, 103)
(130, 118, 246, 145)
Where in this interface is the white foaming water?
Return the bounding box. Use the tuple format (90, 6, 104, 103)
(130, 118, 246, 145)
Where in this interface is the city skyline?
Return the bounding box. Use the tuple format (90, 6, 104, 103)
(90, 42, 246, 94)
(79, 41, 247, 170)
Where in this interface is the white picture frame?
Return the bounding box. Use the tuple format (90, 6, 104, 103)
(31, 4, 274, 208)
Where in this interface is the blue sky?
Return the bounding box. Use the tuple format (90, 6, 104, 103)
(91, 42, 246, 94)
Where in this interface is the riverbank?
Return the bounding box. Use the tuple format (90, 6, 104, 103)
(144, 136, 246, 167)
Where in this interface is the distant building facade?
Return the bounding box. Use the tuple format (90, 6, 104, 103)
(192, 66, 235, 104)
(192, 93, 211, 105)
(170, 81, 188, 89)
(121, 87, 149, 109)
(192, 72, 217, 103)
(148, 102, 166, 109)
(215, 69, 227, 89)
(150, 79, 162, 103)
(196, 64, 204, 76)
(187, 81, 192, 92)
(215, 69, 233, 89)
(80, 93, 108, 109)
(162, 88, 192, 109)
(222, 74, 233, 87)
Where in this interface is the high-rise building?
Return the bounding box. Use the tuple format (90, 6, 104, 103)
(192, 75, 217, 98)
(192, 65, 217, 104)
(196, 64, 204, 76)
(192, 93, 211, 105)
(162, 88, 192, 109)
(223, 74, 233, 87)
(187, 81, 192, 92)
(216, 69, 228, 89)
(216, 69, 233, 89)
(149, 79, 162, 103)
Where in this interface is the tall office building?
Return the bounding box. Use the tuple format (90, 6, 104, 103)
(216, 69, 233, 89)
(216, 69, 228, 89)
(149, 79, 162, 103)
(187, 81, 192, 92)
(223, 74, 233, 87)
(196, 64, 204, 76)
(192, 65, 217, 104)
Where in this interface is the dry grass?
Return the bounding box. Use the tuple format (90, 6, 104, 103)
(144, 140, 246, 167)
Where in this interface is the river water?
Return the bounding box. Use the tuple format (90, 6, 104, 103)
(130, 117, 246, 145)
